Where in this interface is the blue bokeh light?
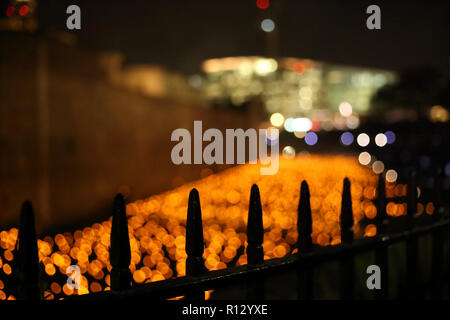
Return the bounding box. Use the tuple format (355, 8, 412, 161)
(340, 132, 354, 146)
(384, 130, 396, 144)
(305, 132, 318, 146)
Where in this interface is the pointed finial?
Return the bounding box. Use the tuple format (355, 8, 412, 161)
(186, 188, 205, 276)
(247, 184, 264, 265)
(376, 174, 387, 233)
(407, 169, 417, 218)
(110, 193, 131, 291)
(433, 168, 442, 220)
(340, 178, 353, 244)
(17, 201, 40, 300)
(297, 181, 312, 253)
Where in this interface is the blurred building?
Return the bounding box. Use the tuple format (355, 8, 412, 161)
(197, 56, 397, 130)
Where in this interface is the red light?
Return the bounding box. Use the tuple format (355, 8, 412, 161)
(19, 5, 29, 16)
(6, 6, 14, 17)
(293, 62, 306, 74)
(311, 119, 321, 132)
(256, 0, 269, 10)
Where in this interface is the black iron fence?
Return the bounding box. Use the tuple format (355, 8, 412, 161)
(12, 169, 450, 300)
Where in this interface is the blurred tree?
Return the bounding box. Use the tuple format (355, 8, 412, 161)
(371, 67, 450, 115)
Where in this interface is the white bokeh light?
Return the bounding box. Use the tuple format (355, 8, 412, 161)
(357, 133, 370, 147)
(338, 102, 352, 117)
(358, 152, 371, 165)
(261, 19, 275, 32)
(282, 146, 296, 158)
(372, 161, 385, 174)
(292, 118, 312, 132)
(375, 133, 387, 147)
(270, 113, 284, 127)
(346, 115, 360, 129)
(386, 169, 398, 183)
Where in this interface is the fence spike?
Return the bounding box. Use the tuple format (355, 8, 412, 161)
(297, 181, 312, 253)
(247, 184, 264, 265)
(297, 181, 313, 300)
(376, 174, 387, 234)
(186, 188, 205, 276)
(406, 169, 417, 218)
(375, 174, 389, 299)
(339, 178, 354, 300)
(110, 193, 131, 291)
(431, 167, 443, 299)
(432, 168, 442, 220)
(185, 188, 205, 300)
(340, 178, 353, 244)
(16, 201, 40, 300)
(246, 184, 265, 299)
(405, 169, 419, 298)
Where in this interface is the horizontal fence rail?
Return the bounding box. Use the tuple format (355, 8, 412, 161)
(10, 169, 450, 300)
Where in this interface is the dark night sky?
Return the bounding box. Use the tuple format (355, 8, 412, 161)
(38, 0, 449, 74)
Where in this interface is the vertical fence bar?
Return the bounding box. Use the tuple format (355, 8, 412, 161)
(339, 178, 354, 300)
(246, 184, 264, 299)
(185, 188, 205, 300)
(16, 201, 40, 300)
(431, 169, 443, 299)
(297, 181, 313, 300)
(110, 193, 132, 291)
(406, 170, 419, 299)
(375, 174, 389, 299)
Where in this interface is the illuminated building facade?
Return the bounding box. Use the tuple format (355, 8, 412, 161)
(198, 57, 397, 131)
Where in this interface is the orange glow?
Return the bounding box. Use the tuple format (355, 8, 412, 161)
(2, 264, 11, 275)
(0, 155, 437, 299)
(50, 282, 61, 294)
(293, 62, 306, 74)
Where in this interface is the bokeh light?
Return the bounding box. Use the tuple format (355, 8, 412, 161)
(19, 5, 29, 16)
(270, 113, 284, 127)
(255, 58, 277, 75)
(305, 132, 318, 146)
(374, 133, 387, 147)
(6, 6, 14, 17)
(282, 146, 295, 158)
(384, 131, 396, 144)
(430, 105, 449, 122)
(358, 152, 371, 165)
(261, 19, 275, 32)
(372, 161, 384, 174)
(338, 102, 352, 117)
(265, 127, 279, 146)
(292, 62, 305, 74)
(386, 169, 398, 183)
(292, 118, 312, 132)
(284, 118, 294, 133)
(445, 162, 450, 177)
(340, 132, 354, 146)
(357, 133, 370, 147)
(256, 0, 270, 9)
(0, 155, 435, 300)
(294, 131, 306, 139)
(346, 115, 360, 129)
